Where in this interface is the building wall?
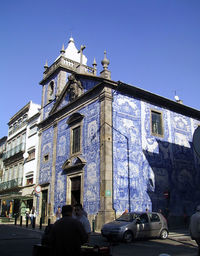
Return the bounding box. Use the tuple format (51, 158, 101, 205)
(113, 93, 200, 221)
(23, 113, 40, 186)
(39, 99, 101, 217)
(39, 126, 54, 187)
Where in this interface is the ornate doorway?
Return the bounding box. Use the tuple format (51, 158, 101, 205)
(41, 190, 48, 223)
(66, 172, 83, 206)
(71, 176, 81, 205)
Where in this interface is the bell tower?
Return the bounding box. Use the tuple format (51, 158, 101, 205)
(40, 36, 96, 110)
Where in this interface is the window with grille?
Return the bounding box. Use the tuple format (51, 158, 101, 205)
(44, 154, 49, 162)
(26, 172, 33, 185)
(151, 110, 163, 136)
(72, 126, 81, 154)
(27, 149, 35, 161)
(67, 113, 84, 156)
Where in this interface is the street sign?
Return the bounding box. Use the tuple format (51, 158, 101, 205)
(35, 185, 41, 194)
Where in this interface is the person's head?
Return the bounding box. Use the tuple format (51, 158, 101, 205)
(196, 205, 200, 212)
(74, 204, 83, 217)
(62, 205, 73, 217)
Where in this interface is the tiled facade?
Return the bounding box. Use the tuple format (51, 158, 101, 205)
(112, 93, 200, 226)
(36, 37, 200, 229)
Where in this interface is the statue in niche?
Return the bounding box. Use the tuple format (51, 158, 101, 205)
(67, 74, 83, 102)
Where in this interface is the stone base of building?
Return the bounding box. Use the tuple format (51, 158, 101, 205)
(95, 209, 115, 232)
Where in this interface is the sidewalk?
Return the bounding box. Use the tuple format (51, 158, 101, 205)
(168, 227, 192, 242)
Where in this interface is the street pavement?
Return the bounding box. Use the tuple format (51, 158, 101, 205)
(0, 223, 198, 256)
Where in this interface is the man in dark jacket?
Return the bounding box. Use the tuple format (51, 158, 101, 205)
(49, 205, 87, 256)
(190, 205, 200, 255)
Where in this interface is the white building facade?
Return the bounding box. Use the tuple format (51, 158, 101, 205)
(0, 101, 40, 218)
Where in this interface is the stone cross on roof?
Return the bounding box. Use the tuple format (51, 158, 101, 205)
(78, 45, 86, 66)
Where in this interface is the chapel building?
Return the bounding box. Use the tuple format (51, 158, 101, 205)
(36, 37, 200, 229)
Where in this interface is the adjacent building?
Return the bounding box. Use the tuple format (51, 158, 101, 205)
(0, 101, 40, 218)
(0, 136, 7, 215)
(36, 36, 200, 229)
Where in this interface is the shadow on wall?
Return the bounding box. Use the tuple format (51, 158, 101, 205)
(143, 139, 200, 227)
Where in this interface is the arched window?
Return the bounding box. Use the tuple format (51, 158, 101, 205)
(47, 81, 54, 103)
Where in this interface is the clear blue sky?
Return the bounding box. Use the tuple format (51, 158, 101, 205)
(1, 0, 200, 138)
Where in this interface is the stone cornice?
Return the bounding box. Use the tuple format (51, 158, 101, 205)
(8, 101, 31, 125)
(117, 81, 200, 120)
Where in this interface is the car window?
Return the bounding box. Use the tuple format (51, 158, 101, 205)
(117, 213, 133, 222)
(149, 213, 160, 222)
(139, 213, 149, 224)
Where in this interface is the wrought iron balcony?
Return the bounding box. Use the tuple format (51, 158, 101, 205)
(8, 121, 27, 136)
(2, 143, 25, 160)
(0, 177, 23, 191)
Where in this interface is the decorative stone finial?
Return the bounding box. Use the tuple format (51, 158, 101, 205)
(93, 57, 97, 67)
(60, 44, 65, 54)
(101, 50, 110, 70)
(44, 60, 48, 71)
(100, 51, 111, 79)
(93, 58, 97, 76)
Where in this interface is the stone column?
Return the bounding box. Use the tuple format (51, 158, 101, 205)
(50, 121, 58, 222)
(96, 86, 115, 231)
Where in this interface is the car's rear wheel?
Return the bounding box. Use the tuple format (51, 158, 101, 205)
(160, 229, 168, 239)
(123, 231, 133, 243)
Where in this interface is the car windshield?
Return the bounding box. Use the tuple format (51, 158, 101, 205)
(116, 213, 139, 222)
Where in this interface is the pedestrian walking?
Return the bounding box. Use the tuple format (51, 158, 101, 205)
(49, 205, 87, 256)
(55, 206, 62, 220)
(189, 205, 200, 255)
(29, 206, 37, 225)
(1, 200, 7, 217)
(74, 203, 91, 240)
(8, 201, 13, 218)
